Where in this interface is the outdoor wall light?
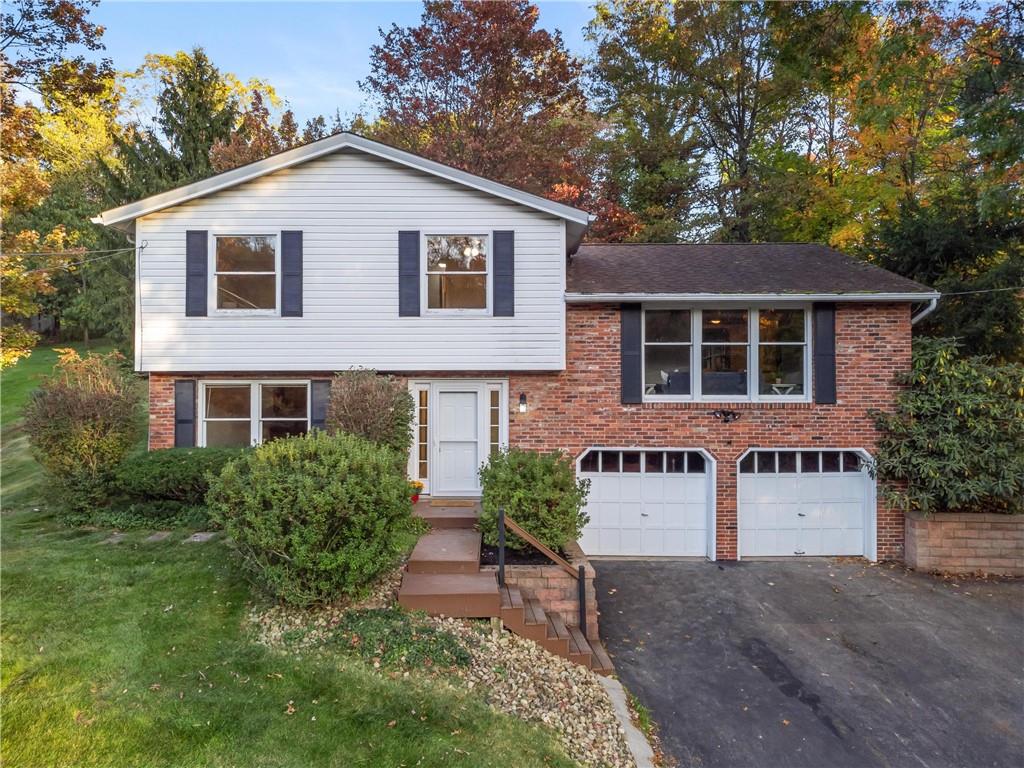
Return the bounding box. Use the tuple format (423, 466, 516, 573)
(518, 393, 528, 413)
(710, 409, 741, 423)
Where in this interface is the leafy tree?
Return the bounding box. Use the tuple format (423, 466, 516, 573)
(360, 0, 591, 200)
(586, 0, 704, 241)
(873, 337, 1024, 515)
(1, 0, 112, 103)
(956, 1, 1024, 223)
(102, 48, 239, 202)
(866, 187, 1024, 361)
(210, 90, 305, 172)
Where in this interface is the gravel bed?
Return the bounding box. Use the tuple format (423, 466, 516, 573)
(248, 577, 635, 767)
(435, 617, 635, 768)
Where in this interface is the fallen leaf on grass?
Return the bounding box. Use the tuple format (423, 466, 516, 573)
(285, 700, 296, 715)
(387, 720, 397, 728)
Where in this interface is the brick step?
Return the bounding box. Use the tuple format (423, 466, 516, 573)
(397, 572, 500, 617)
(407, 529, 481, 574)
(413, 499, 480, 529)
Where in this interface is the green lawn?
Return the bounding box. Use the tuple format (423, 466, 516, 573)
(1, 346, 573, 767)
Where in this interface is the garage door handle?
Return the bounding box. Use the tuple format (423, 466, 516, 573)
(641, 513, 649, 517)
(797, 512, 806, 517)
(794, 550, 805, 555)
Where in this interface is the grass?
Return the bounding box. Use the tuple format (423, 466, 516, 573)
(1, 340, 116, 504)
(1, 345, 574, 767)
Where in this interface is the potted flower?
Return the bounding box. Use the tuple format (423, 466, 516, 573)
(409, 480, 424, 504)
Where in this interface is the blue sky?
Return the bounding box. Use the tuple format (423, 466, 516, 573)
(91, 1, 596, 124)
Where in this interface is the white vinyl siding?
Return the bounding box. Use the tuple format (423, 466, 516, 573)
(134, 149, 566, 372)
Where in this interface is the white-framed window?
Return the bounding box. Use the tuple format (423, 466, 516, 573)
(423, 234, 490, 312)
(199, 381, 309, 447)
(212, 235, 278, 313)
(642, 306, 811, 402)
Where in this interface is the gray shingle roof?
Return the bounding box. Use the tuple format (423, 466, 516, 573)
(567, 243, 935, 297)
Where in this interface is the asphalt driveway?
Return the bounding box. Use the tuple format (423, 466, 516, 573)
(594, 559, 1024, 768)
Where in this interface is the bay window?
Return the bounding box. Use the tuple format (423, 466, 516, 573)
(200, 381, 309, 447)
(642, 307, 810, 402)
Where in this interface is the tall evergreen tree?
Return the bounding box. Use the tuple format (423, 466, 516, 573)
(102, 48, 238, 203)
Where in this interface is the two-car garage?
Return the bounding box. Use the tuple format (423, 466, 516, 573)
(577, 446, 875, 561)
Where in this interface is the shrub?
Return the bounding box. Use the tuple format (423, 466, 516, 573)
(113, 447, 245, 504)
(110, 447, 247, 526)
(23, 349, 141, 513)
(479, 448, 590, 552)
(328, 608, 471, 669)
(207, 430, 414, 606)
(325, 369, 414, 457)
(872, 338, 1024, 515)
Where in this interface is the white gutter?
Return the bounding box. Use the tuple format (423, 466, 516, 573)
(565, 291, 941, 303)
(911, 296, 939, 325)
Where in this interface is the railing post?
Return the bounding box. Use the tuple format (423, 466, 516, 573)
(577, 564, 587, 638)
(497, 505, 506, 589)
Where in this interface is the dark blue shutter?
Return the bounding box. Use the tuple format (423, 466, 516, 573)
(310, 380, 330, 430)
(621, 303, 643, 404)
(185, 231, 208, 316)
(281, 231, 303, 317)
(813, 303, 837, 404)
(493, 230, 515, 316)
(174, 380, 196, 447)
(398, 231, 420, 317)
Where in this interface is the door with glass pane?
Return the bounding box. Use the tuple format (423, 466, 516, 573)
(416, 381, 505, 497)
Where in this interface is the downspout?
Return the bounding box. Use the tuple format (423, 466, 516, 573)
(911, 297, 939, 325)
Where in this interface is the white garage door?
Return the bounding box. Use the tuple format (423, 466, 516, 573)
(738, 449, 872, 558)
(578, 448, 713, 558)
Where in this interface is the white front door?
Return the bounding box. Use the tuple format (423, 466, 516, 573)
(433, 387, 483, 496)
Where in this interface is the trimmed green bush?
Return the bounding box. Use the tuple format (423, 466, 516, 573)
(873, 338, 1024, 515)
(113, 447, 245, 505)
(479, 448, 590, 552)
(207, 430, 414, 606)
(325, 369, 414, 458)
(23, 349, 141, 515)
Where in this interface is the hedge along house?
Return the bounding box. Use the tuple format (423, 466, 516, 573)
(95, 131, 938, 563)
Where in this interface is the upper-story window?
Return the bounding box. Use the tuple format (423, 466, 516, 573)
(425, 234, 488, 310)
(643, 307, 810, 402)
(215, 235, 277, 311)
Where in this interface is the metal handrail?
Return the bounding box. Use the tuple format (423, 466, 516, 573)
(496, 505, 587, 637)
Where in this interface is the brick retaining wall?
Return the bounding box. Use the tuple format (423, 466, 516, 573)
(904, 511, 1024, 576)
(481, 541, 599, 641)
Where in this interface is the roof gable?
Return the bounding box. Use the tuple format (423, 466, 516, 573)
(93, 132, 592, 239)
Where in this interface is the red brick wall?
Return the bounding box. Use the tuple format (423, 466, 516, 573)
(507, 303, 910, 561)
(146, 302, 911, 560)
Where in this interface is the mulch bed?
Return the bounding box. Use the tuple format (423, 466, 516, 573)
(479, 544, 569, 567)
